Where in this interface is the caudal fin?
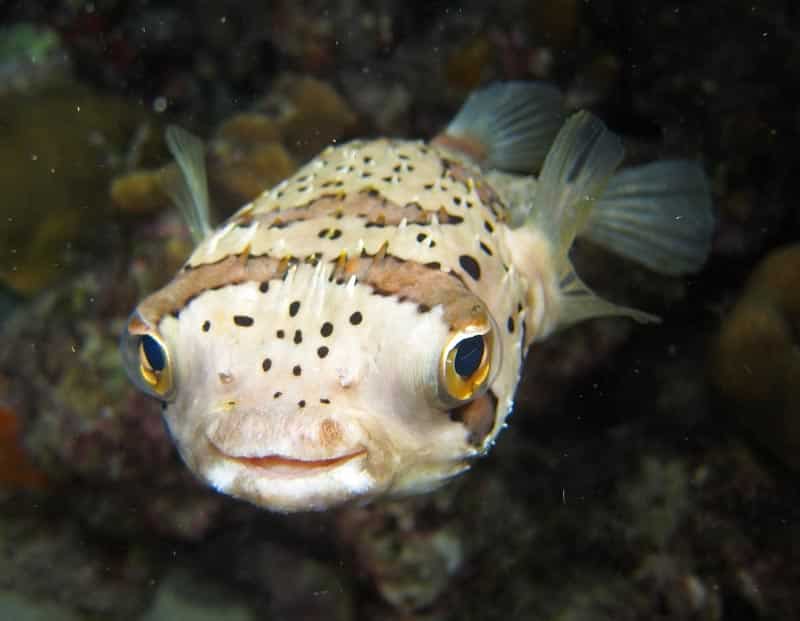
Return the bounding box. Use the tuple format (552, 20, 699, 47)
(582, 160, 714, 275)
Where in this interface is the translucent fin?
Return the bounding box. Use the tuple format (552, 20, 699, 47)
(442, 81, 564, 172)
(528, 111, 624, 267)
(163, 125, 212, 245)
(558, 262, 659, 330)
(583, 161, 714, 275)
(484, 170, 538, 226)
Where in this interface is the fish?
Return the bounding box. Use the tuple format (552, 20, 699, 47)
(121, 82, 714, 512)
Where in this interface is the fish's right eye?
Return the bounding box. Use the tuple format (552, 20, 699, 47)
(120, 312, 175, 401)
(435, 311, 502, 409)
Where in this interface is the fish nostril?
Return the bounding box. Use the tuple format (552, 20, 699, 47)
(319, 418, 343, 448)
(218, 372, 234, 384)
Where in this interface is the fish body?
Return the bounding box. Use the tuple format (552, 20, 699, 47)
(122, 83, 713, 512)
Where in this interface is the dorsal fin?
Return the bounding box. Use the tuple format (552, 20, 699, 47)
(163, 125, 212, 245)
(435, 82, 565, 172)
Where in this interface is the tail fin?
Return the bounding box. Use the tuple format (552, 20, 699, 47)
(582, 160, 714, 275)
(436, 81, 564, 172)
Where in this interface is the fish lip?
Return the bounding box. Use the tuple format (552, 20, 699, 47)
(209, 443, 368, 475)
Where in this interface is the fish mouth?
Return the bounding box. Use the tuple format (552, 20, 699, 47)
(210, 445, 368, 477)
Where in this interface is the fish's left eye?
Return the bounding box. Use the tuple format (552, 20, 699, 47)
(438, 318, 500, 407)
(120, 313, 175, 401)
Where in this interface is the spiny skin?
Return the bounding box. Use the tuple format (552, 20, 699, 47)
(132, 138, 557, 512)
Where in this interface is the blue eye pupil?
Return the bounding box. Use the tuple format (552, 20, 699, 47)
(141, 335, 166, 371)
(453, 335, 484, 378)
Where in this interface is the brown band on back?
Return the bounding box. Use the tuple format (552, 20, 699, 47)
(233, 188, 465, 230)
(136, 252, 489, 332)
(431, 133, 488, 165)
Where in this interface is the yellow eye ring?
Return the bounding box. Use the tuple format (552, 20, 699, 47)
(120, 312, 175, 401)
(439, 326, 495, 405)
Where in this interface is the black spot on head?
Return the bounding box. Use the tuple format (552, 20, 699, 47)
(320, 322, 333, 337)
(292, 365, 302, 376)
(293, 329, 303, 344)
(349, 311, 363, 325)
(289, 301, 300, 317)
(416, 233, 427, 242)
(329, 229, 342, 240)
(507, 316, 515, 333)
(259, 281, 270, 293)
(320, 398, 331, 404)
(317, 346, 329, 358)
(318, 228, 329, 238)
(484, 220, 494, 233)
(298, 400, 306, 408)
(459, 255, 481, 281)
(277, 329, 285, 339)
(273, 391, 282, 399)
(262, 358, 272, 372)
(202, 320, 211, 332)
(234, 315, 254, 327)
(418, 304, 431, 313)
(479, 241, 493, 256)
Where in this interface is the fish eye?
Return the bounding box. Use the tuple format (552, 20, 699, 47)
(120, 312, 175, 401)
(438, 316, 500, 407)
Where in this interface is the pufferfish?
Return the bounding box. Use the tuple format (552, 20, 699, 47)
(121, 82, 713, 512)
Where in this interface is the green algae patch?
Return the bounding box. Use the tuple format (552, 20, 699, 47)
(0, 84, 151, 294)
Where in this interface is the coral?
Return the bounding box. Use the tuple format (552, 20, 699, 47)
(0, 83, 152, 294)
(110, 169, 172, 216)
(0, 405, 47, 490)
(446, 35, 492, 92)
(252, 73, 358, 161)
(338, 498, 465, 610)
(114, 74, 355, 217)
(209, 115, 297, 208)
(0, 237, 224, 542)
(710, 244, 800, 471)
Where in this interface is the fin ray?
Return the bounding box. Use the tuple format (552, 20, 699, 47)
(528, 111, 624, 266)
(442, 82, 564, 172)
(163, 125, 212, 245)
(584, 161, 714, 275)
(558, 262, 659, 329)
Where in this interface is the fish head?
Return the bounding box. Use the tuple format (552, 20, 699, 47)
(121, 259, 504, 512)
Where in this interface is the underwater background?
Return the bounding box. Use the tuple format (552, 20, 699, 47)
(1, 0, 798, 619)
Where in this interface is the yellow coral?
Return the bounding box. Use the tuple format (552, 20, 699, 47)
(710, 244, 800, 471)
